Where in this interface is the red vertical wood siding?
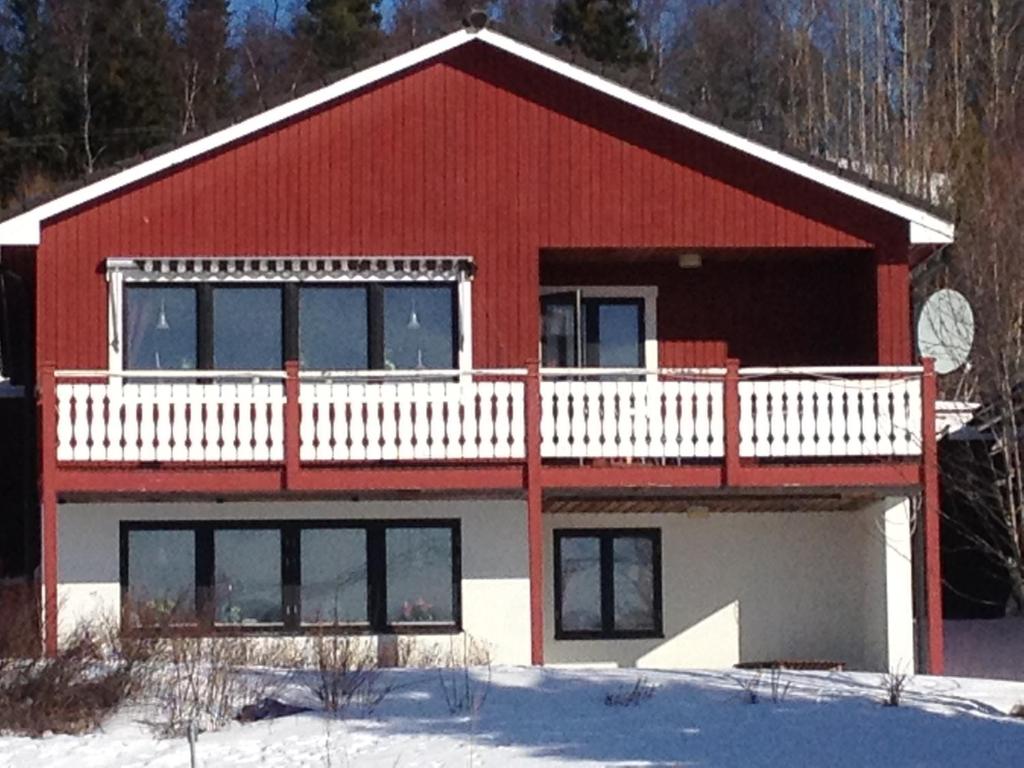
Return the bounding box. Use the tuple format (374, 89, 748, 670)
(542, 251, 878, 367)
(34, 43, 911, 371)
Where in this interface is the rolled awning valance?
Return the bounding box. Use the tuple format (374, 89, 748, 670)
(105, 256, 475, 283)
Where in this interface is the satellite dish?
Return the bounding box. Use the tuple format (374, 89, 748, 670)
(916, 288, 974, 374)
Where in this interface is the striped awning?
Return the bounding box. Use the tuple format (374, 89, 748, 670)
(106, 256, 474, 282)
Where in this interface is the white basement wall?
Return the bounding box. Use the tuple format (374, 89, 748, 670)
(57, 497, 914, 671)
(545, 498, 915, 672)
(56, 499, 532, 664)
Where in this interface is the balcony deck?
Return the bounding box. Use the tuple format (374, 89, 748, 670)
(44, 364, 928, 496)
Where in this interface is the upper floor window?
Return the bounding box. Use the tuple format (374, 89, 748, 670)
(124, 286, 197, 370)
(121, 272, 462, 372)
(541, 287, 654, 369)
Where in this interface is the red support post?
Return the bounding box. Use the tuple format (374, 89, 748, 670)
(921, 357, 944, 674)
(39, 363, 59, 656)
(284, 360, 301, 489)
(525, 359, 544, 665)
(723, 359, 741, 487)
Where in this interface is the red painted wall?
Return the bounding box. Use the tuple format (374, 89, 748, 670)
(33, 42, 910, 371)
(542, 250, 878, 367)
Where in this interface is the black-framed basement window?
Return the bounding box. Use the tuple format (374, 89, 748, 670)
(120, 520, 461, 634)
(123, 282, 458, 371)
(553, 529, 662, 640)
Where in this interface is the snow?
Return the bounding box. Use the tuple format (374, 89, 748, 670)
(2, 666, 1023, 767)
(946, 618, 1024, 682)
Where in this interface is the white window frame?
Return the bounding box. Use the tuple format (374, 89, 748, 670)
(108, 258, 474, 375)
(539, 285, 659, 373)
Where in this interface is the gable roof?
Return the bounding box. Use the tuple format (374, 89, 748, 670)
(0, 27, 954, 248)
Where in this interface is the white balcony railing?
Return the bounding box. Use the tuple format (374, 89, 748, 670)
(50, 365, 924, 465)
(539, 369, 725, 459)
(299, 370, 526, 462)
(55, 371, 286, 463)
(738, 367, 923, 458)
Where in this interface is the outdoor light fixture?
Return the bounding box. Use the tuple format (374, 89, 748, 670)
(156, 298, 171, 330)
(677, 252, 702, 269)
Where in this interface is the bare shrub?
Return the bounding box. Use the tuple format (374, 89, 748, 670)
(308, 632, 387, 715)
(882, 671, 910, 707)
(438, 634, 492, 716)
(397, 635, 444, 668)
(144, 633, 283, 737)
(0, 581, 40, 659)
(604, 675, 657, 707)
(767, 667, 790, 704)
(734, 672, 762, 704)
(733, 667, 789, 705)
(0, 625, 140, 736)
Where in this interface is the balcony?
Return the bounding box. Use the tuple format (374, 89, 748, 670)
(48, 365, 924, 470)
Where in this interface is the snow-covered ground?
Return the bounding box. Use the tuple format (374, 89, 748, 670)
(2, 666, 1023, 767)
(946, 618, 1024, 681)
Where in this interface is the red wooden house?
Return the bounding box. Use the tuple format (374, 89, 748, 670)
(0, 27, 953, 672)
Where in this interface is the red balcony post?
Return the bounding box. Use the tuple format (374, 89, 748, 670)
(38, 363, 59, 656)
(284, 360, 301, 489)
(525, 359, 544, 664)
(920, 357, 944, 674)
(723, 358, 741, 487)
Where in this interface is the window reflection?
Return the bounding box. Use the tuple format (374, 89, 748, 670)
(124, 286, 197, 370)
(300, 528, 368, 624)
(595, 303, 642, 367)
(299, 287, 368, 370)
(386, 527, 454, 624)
(383, 286, 455, 370)
(214, 529, 282, 624)
(613, 536, 656, 631)
(126, 529, 196, 625)
(213, 287, 282, 370)
(559, 536, 602, 632)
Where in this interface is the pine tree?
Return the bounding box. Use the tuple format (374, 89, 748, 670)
(297, 0, 382, 76)
(88, 0, 178, 161)
(177, 0, 232, 135)
(4, 0, 67, 192)
(552, 0, 648, 68)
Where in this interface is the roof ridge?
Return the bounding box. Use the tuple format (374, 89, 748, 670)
(0, 24, 953, 246)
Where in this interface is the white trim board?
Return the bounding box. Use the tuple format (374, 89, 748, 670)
(0, 28, 953, 248)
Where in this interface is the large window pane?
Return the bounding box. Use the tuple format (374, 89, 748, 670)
(386, 527, 454, 624)
(214, 529, 282, 624)
(301, 528, 368, 624)
(558, 536, 602, 633)
(213, 287, 282, 369)
(541, 295, 578, 367)
(299, 287, 368, 370)
(127, 529, 195, 624)
(613, 536, 656, 631)
(594, 301, 643, 368)
(124, 286, 197, 370)
(382, 286, 455, 370)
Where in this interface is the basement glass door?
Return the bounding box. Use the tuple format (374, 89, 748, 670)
(541, 291, 644, 369)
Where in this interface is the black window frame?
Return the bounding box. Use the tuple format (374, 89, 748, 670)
(119, 519, 462, 636)
(122, 281, 460, 371)
(553, 528, 663, 640)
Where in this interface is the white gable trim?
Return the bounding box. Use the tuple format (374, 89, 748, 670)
(0, 27, 953, 248)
